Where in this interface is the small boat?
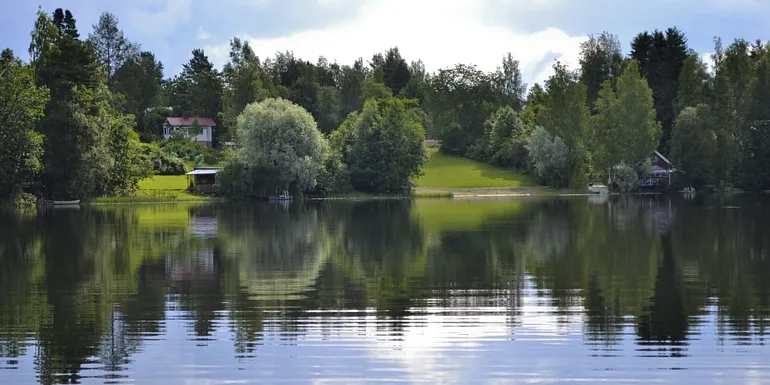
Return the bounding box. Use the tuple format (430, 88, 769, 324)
(588, 183, 609, 194)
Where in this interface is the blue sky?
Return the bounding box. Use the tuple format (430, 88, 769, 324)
(1, 0, 768, 85)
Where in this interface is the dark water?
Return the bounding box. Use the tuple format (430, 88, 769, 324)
(1, 195, 770, 384)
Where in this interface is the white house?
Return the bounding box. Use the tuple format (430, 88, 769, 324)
(163, 114, 216, 147)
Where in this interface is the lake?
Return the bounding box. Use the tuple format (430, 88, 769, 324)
(1, 195, 770, 384)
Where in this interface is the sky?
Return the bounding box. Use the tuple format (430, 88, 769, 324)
(1, 0, 768, 86)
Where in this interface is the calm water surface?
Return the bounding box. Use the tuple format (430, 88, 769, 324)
(1, 195, 770, 384)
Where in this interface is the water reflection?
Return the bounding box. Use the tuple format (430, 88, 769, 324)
(1, 195, 770, 383)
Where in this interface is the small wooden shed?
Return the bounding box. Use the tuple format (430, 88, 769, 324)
(186, 167, 221, 194)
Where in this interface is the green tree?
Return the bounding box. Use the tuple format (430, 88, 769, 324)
(630, 28, 689, 154)
(0, 50, 49, 202)
(400, 60, 429, 104)
(674, 54, 712, 116)
(112, 51, 163, 121)
(316, 85, 342, 134)
(220, 38, 268, 141)
(361, 79, 392, 101)
(171, 49, 223, 120)
(579, 32, 624, 109)
(712, 38, 754, 187)
(88, 12, 139, 83)
(340, 58, 367, 115)
(525, 126, 569, 187)
(736, 44, 770, 189)
(591, 60, 661, 180)
(537, 62, 591, 188)
(494, 53, 527, 111)
(98, 111, 153, 196)
(228, 98, 328, 195)
(427, 64, 503, 155)
(483, 106, 528, 166)
(670, 105, 717, 188)
(347, 98, 427, 193)
(32, 8, 111, 199)
(382, 47, 411, 96)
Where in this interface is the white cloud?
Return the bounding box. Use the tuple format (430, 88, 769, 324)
(197, 26, 211, 40)
(204, 0, 587, 86)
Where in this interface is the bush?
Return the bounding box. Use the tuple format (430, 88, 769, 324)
(310, 152, 352, 196)
(141, 143, 186, 175)
(160, 138, 224, 165)
(525, 126, 569, 187)
(216, 159, 280, 199)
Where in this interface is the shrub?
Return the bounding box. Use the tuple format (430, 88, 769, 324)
(159, 138, 223, 165)
(141, 143, 186, 175)
(311, 152, 352, 196)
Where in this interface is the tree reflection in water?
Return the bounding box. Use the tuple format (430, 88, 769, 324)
(0, 194, 769, 381)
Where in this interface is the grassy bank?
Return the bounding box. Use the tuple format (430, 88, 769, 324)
(414, 148, 550, 196)
(91, 175, 213, 204)
(93, 148, 551, 204)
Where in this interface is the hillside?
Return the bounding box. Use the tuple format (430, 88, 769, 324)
(416, 148, 538, 190)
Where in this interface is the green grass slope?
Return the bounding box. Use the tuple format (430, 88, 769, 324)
(417, 148, 537, 189)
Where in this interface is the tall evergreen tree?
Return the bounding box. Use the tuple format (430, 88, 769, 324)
(112, 51, 163, 121)
(631, 27, 689, 154)
(382, 47, 411, 96)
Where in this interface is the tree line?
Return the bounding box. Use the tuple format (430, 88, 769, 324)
(3, 7, 770, 203)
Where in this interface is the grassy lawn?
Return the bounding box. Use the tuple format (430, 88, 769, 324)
(138, 175, 189, 190)
(92, 175, 210, 203)
(416, 148, 537, 189)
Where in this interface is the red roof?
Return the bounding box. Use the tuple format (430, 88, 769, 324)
(166, 117, 216, 127)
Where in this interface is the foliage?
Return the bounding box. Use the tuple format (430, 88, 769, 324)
(140, 143, 186, 175)
(579, 32, 624, 109)
(494, 53, 527, 111)
(220, 38, 269, 141)
(630, 27, 689, 154)
(159, 137, 223, 165)
(229, 98, 328, 195)
(311, 152, 353, 196)
(525, 126, 569, 187)
(670, 105, 718, 188)
(613, 162, 639, 192)
(427, 64, 504, 155)
(88, 12, 138, 82)
(0, 50, 49, 202)
(536, 62, 591, 187)
(591, 60, 661, 177)
(167, 49, 222, 142)
(674, 54, 712, 116)
(112, 51, 163, 120)
(98, 112, 153, 196)
(336, 98, 427, 194)
(382, 47, 411, 96)
(361, 80, 392, 102)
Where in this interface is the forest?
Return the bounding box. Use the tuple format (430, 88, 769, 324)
(2, 7, 770, 203)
